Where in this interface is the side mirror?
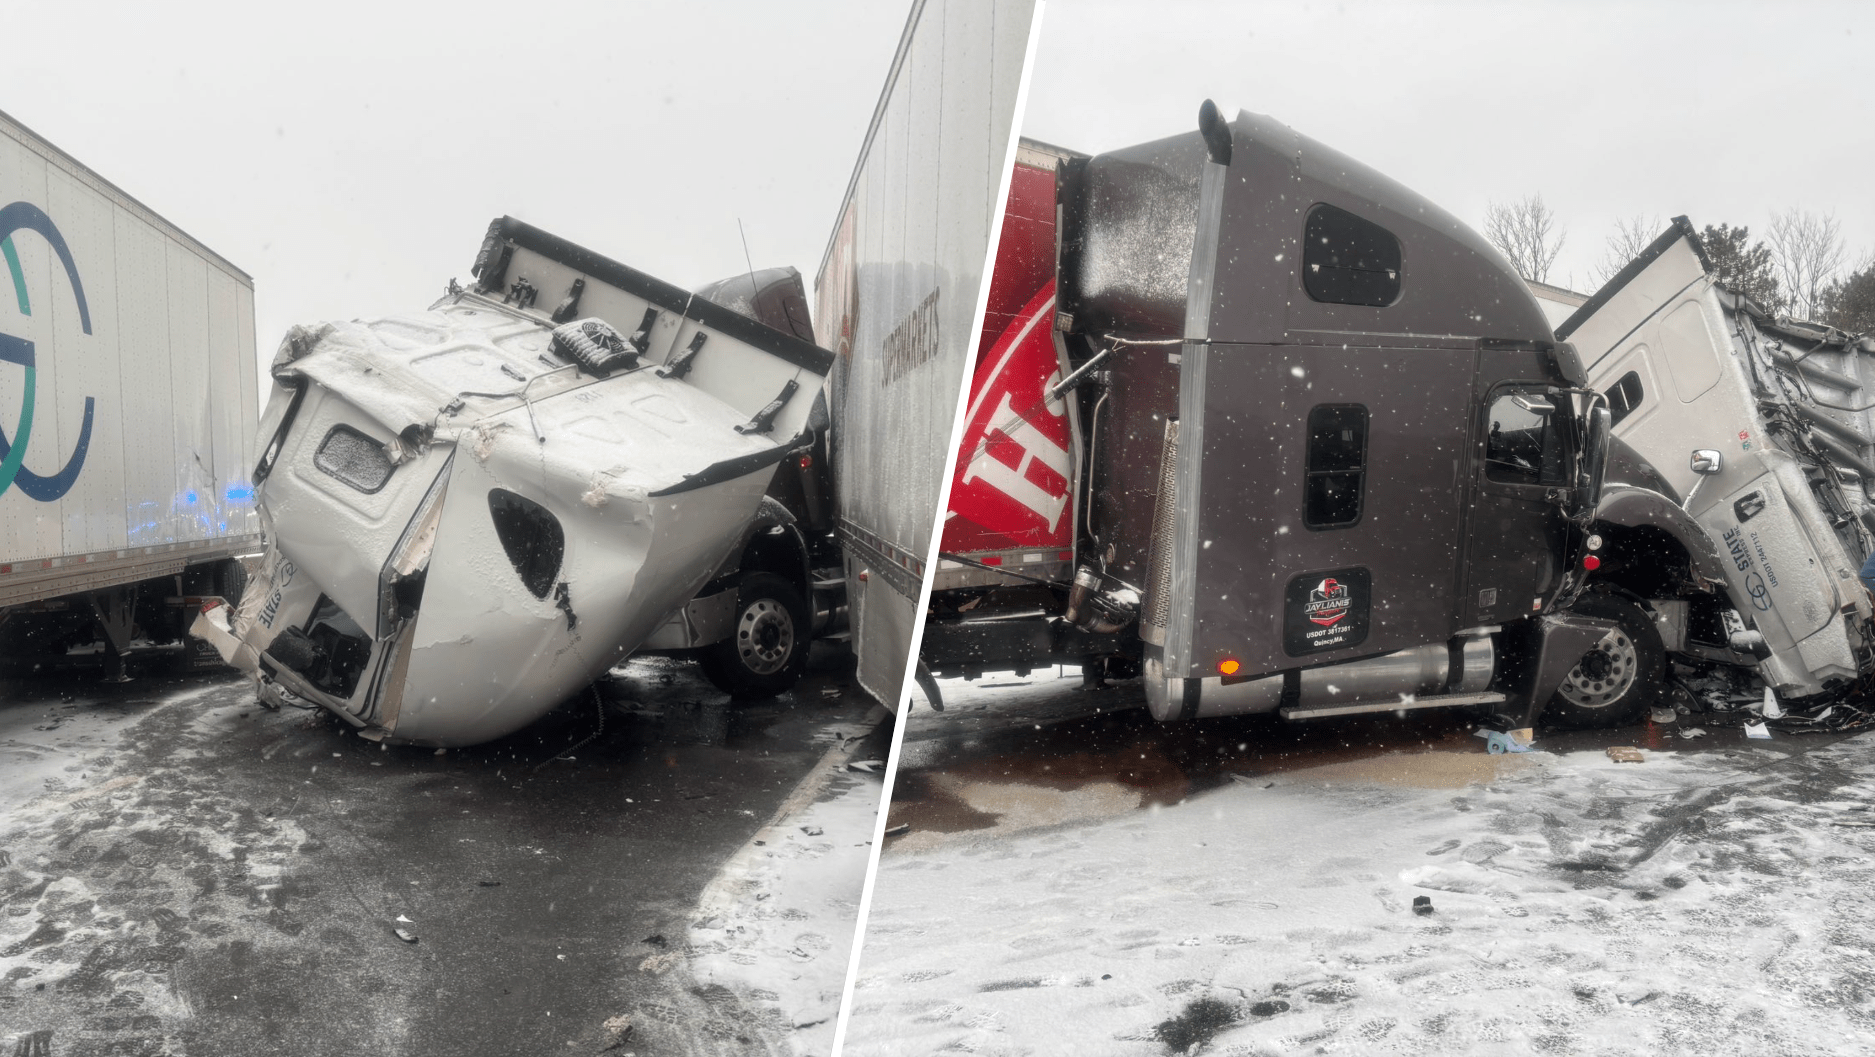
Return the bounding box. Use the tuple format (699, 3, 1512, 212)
(1576, 400, 1612, 515)
(1690, 449, 1724, 476)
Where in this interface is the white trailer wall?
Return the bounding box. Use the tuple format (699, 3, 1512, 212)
(816, 0, 1039, 707)
(0, 109, 257, 606)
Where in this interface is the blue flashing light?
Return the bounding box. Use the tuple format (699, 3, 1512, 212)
(225, 485, 254, 502)
(184, 490, 198, 505)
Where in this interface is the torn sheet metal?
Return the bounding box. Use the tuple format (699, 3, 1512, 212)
(1562, 219, 1875, 701)
(210, 222, 831, 746)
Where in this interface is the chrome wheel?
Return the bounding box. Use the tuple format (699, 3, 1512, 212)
(1557, 627, 1638, 710)
(736, 599, 795, 676)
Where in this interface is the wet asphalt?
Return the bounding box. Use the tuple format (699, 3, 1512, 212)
(886, 671, 1874, 839)
(0, 645, 888, 1057)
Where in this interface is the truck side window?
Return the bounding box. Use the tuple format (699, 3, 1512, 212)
(314, 425, 395, 494)
(1485, 390, 1566, 486)
(1305, 404, 1367, 528)
(1302, 203, 1402, 307)
(1604, 370, 1643, 426)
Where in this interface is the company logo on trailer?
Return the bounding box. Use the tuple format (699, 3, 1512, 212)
(0, 202, 96, 501)
(946, 279, 1075, 552)
(1305, 578, 1351, 627)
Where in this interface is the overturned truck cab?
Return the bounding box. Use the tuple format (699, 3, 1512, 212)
(196, 218, 832, 746)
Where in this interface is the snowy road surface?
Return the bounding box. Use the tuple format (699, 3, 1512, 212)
(847, 671, 1875, 1055)
(0, 648, 885, 1057)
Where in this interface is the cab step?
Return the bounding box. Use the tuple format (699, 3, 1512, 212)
(1280, 690, 1506, 721)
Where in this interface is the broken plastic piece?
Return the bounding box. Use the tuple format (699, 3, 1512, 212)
(1679, 727, 1708, 739)
(394, 927, 419, 943)
(1745, 721, 1772, 739)
(848, 759, 883, 773)
(884, 823, 910, 836)
(800, 825, 824, 836)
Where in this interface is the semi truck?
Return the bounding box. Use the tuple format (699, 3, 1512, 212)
(0, 107, 257, 679)
(922, 105, 1749, 732)
(1560, 219, 1875, 704)
(191, 0, 1041, 744)
(193, 218, 839, 746)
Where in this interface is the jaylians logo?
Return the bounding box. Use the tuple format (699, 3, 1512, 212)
(1305, 577, 1351, 627)
(0, 202, 95, 500)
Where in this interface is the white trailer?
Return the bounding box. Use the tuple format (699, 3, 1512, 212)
(0, 108, 258, 677)
(815, 0, 1040, 707)
(1560, 217, 1875, 701)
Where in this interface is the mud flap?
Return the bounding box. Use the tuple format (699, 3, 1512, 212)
(1513, 613, 1620, 728)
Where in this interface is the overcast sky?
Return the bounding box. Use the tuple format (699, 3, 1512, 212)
(1025, 0, 1875, 297)
(0, 1, 907, 393)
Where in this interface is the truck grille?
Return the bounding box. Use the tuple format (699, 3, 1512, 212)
(1140, 418, 1180, 645)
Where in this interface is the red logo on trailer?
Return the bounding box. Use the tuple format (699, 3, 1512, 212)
(944, 278, 1075, 553)
(1305, 578, 1351, 627)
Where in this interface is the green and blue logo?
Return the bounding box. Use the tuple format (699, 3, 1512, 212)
(0, 201, 95, 500)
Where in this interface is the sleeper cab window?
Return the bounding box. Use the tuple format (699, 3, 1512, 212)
(1485, 389, 1567, 486)
(1604, 370, 1644, 426)
(1305, 404, 1367, 529)
(314, 424, 395, 494)
(1302, 203, 1402, 307)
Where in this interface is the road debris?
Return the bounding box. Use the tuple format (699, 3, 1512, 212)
(601, 1015, 634, 1050)
(1606, 747, 1645, 763)
(393, 927, 419, 943)
(1412, 895, 1434, 916)
(884, 823, 911, 837)
(800, 825, 824, 836)
(1475, 728, 1533, 754)
(1745, 721, 1772, 739)
(1679, 727, 1708, 739)
(848, 759, 884, 773)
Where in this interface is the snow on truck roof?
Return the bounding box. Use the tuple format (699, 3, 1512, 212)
(1060, 107, 1552, 346)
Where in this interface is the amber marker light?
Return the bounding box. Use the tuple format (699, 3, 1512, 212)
(1218, 658, 1241, 676)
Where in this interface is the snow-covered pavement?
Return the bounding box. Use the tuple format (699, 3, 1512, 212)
(846, 733, 1875, 1055)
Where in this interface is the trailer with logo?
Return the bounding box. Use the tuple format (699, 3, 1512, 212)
(0, 108, 258, 678)
(921, 110, 1747, 733)
(812, 0, 1038, 708)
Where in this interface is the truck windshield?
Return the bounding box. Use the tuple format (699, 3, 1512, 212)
(1485, 390, 1568, 486)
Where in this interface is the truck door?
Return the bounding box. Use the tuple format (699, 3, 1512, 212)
(1459, 378, 1570, 626)
(1176, 342, 1475, 676)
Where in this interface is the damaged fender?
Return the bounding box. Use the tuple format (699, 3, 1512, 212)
(1594, 484, 1730, 585)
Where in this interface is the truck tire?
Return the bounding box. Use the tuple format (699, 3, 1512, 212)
(700, 572, 811, 699)
(1543, 592, 1663, 730)
(215, 558, 248, 607)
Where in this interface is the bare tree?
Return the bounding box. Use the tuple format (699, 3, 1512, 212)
(1483, 195, 1568, 284)
(1593, 214, 1663, 287)
(1767, 208, 1846, 320)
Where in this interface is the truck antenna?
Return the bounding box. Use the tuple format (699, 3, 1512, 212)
(737, 218, 760, 304)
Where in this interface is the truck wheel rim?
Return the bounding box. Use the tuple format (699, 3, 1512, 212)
(1557, 628, 1637, 709)
(736, 599, 793, 675)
